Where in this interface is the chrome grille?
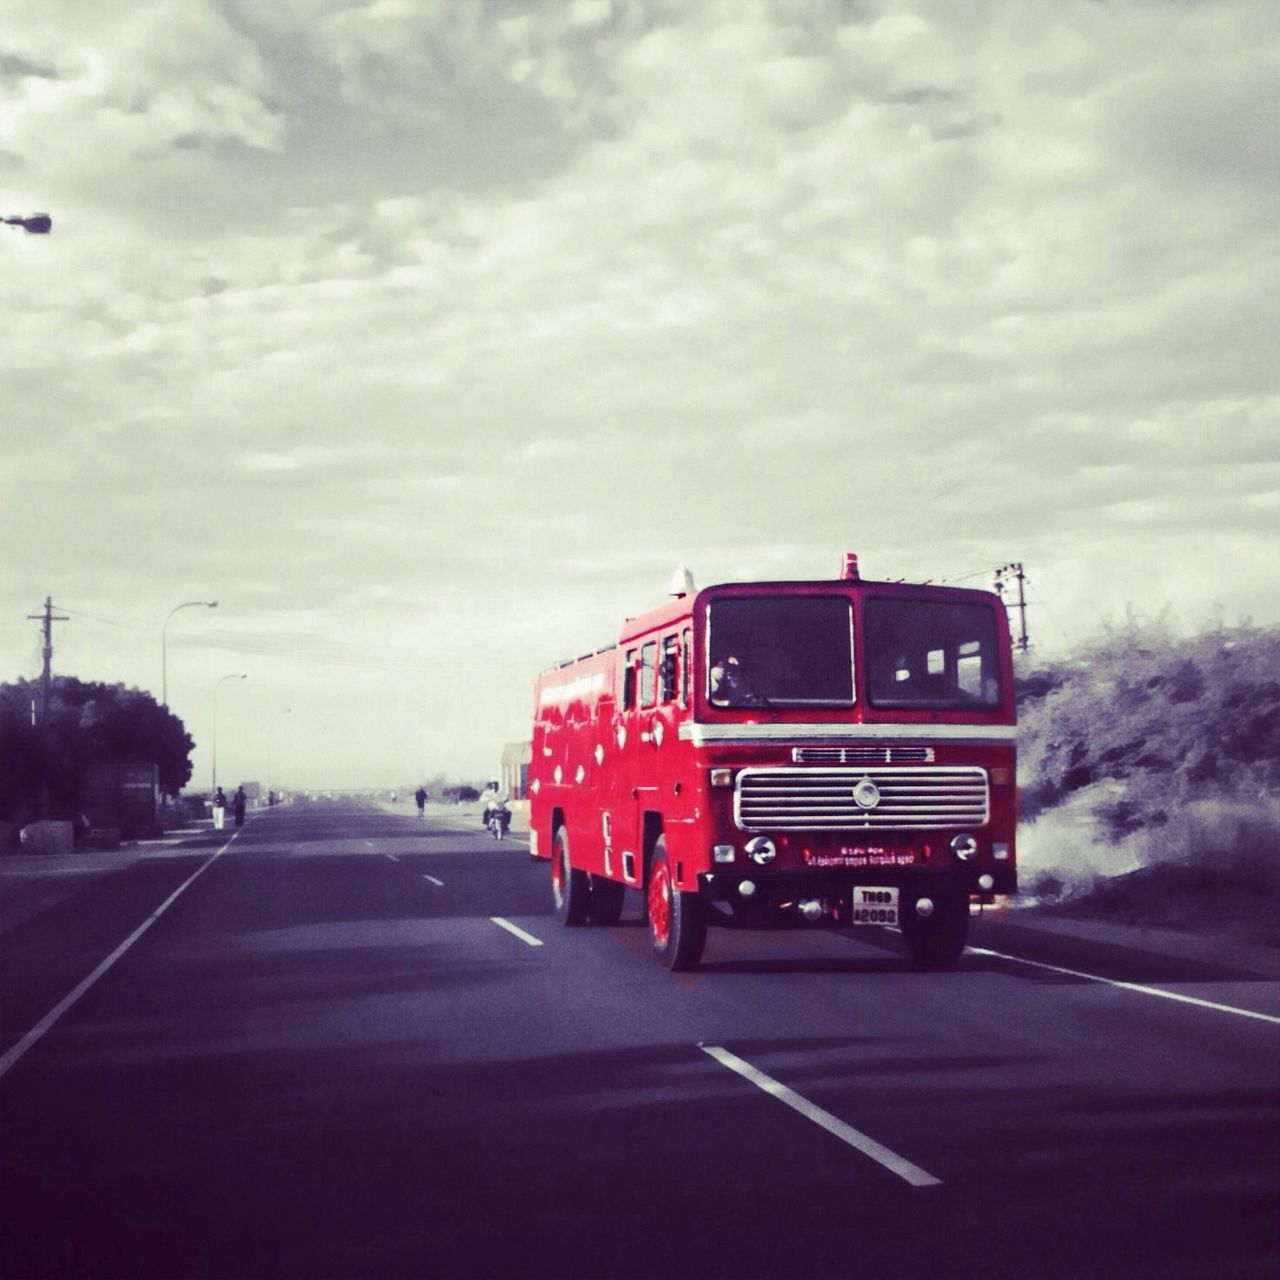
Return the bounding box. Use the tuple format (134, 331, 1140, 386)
(735, 767, 988, 831)
(792, 746, 934, 765)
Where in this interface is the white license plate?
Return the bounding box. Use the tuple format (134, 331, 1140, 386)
(851, 886, 899, 926)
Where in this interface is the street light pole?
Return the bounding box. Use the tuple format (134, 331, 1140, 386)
(163, 600, 218, 707)
(267, 708, 292, 805)
(3, 213, 52, 234)
(212, 673, 248, 791)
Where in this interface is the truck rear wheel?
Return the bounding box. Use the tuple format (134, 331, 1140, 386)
(647, 839, 705, 971)
(551, 827, 590, 926)
(587, 875, 625, 925)
(900, 890, 969, 971)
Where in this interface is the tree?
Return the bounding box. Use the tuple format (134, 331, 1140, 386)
(0, 677, 195, 822)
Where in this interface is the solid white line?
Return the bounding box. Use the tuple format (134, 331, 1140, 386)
(422, 874, 444, 887)
(966, 947, 1280, 1025)
(490, 917, 544, 948)
(0, 829, 243, 1080)
(701, 1045, 942, 1188)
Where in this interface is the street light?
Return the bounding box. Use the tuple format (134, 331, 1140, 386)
(162, 601, 218, 707)
(3, 213, 52, 234)
(212, 673, 248, 791)
(267, 708, 292, 805)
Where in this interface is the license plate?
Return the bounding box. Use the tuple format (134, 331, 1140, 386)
(851, 886, 899, 926)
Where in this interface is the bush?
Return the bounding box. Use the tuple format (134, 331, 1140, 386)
(1015, 621, 1280, 928)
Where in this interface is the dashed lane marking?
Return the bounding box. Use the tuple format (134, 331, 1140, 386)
(490, 917, 544, 948)
(700, 1045, 942, 1188)
(966, 946, 1280, 1025)
(421, 874, 444, 887)
(0, 829, 244, 1080)
(386, 854, 399, 862)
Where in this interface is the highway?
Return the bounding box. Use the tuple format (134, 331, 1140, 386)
(2, 800, 1277, 1280)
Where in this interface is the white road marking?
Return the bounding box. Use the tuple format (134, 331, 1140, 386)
(700, 1045, 942, 1188)
(421, 874, 444, 887)
(386, 854, 399, 863)
(967, 946, 1280, 1025)
(0, 829, 243, 1080)
(490, 917, 544, 948)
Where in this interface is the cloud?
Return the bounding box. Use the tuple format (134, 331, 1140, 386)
(2, 0, 1278, 783)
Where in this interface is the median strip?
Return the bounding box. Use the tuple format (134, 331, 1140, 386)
(966, 946, 1280, 1025)
(700, 1045, 942, 1188)
(490, 917, 543, 948)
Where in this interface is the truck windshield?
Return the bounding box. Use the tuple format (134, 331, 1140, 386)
(863, 598, 1002, 708)
(707, 595, 853, 706)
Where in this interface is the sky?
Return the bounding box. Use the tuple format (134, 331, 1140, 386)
(3, 0, 1277, 792)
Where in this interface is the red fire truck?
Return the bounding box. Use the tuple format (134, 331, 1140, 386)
(528, 555, 1017, 971)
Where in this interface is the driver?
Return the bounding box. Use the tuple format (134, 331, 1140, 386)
(709, 654, 751, 706)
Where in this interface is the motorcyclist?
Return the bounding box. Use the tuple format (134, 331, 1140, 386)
(480, 781, 502, 826)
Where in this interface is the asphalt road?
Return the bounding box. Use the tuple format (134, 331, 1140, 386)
(2, 800, 1277, 1280)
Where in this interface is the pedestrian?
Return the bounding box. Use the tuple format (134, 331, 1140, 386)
(415, 786, 426, 818)
(233, 786, 247, 828)
(212, 786, 227, 830)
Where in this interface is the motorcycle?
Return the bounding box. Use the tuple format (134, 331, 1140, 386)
(486, 800, 512, 841)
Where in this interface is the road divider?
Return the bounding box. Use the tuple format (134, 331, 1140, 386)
(700, 1044, 942, 1188)
(490, 917, 543, 948)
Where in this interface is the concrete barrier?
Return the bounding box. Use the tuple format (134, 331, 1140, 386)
(19, 821, 75, 856)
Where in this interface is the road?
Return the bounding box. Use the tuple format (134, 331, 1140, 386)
(2, 800, 1277, 1280)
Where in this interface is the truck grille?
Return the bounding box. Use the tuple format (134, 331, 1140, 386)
(792, 746, 934, 765)
(736, 767, 988, 831)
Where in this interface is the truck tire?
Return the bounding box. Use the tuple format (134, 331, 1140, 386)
(587, 875, 626, 925)
(646, 838, 706, 971)
(551, 827, 590, 926)
(900, 889, 969, 971)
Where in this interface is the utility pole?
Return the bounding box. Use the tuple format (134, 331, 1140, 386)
(994, 564, 1030, 653)
(26, 597, 68, 817)
(26, 597, 68, 725)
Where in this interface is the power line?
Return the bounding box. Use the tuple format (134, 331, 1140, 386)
(936, 568, 995, 585)
(44, 602, 426, 673)
(54, 605, 148, 634)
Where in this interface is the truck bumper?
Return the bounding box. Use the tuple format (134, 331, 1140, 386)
(697, 864, 1017, 928)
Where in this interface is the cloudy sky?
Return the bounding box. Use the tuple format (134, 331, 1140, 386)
(3, 0, 1277, 791)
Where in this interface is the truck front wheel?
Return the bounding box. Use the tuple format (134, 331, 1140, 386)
(551, 827, 590, 926)
(647, 839, 706, 971)
(900, 889, 969, 971)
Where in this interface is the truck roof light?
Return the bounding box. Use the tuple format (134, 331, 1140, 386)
(841, 552, 860, 581)
(669, 565, 695, 596)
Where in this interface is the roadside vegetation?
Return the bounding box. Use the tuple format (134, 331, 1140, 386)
(0, 676, 193, 835)
(1015, 617, 1280, 944)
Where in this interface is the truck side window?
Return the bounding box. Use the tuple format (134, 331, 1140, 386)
(639, 642, 657, 707)
(659, 634, 679, 703)
(621, 650, 637, 710)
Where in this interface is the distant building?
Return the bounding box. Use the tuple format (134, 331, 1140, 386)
(501, 741, 531, 799)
